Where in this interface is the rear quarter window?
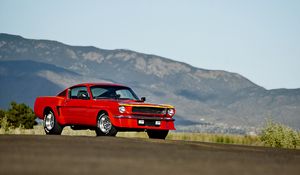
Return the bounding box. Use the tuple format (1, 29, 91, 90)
(57, 90, 67, 97)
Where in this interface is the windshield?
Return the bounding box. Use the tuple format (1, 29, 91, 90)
(90, 86, 139, 100)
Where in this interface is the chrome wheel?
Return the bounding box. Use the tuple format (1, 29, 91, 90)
(43, 110, 63, 135)
(97, 114, 112, 134)
(44, 112, 54, 131)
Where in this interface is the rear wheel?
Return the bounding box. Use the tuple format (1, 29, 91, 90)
(44, 110, 63, 135)
(147, 130, 169, 139)
(95, 113, 118, 136)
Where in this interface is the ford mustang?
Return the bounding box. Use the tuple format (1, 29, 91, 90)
(34, 83, 176, 139)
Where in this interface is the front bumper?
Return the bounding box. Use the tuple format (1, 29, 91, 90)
(112, 115, 175, 130)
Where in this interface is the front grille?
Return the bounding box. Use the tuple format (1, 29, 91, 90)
(132, 107, 165, 114)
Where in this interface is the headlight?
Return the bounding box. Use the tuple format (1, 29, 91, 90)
(167, 108, 175, 116)
(119, 106, 126, 113)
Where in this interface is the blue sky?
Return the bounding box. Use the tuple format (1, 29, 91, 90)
(1, 0, 299, 89)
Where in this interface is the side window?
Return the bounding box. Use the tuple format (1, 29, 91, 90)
(91, 87, 109, 98)
(69, 86, 90, 99)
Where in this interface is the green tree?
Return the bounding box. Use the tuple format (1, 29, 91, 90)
(260, 120, 299, 149)
(0, 109, 8, 130)
(0, 109, 5, 121)
(6, 102, 36, 129)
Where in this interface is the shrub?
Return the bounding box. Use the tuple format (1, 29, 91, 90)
(5, 102, 36, 129)
(0, 116, 10, 132)
(0, 109, 5, 120)
(0, 109, 7, 129)
(260, 120, 300, 149)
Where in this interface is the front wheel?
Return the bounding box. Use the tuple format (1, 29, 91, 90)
(147, 130, 169, 139)
(44, 110, 63, 135)
(95, 113, 118, 136)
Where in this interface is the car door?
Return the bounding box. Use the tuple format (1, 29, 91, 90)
(60, 86, 91, 125)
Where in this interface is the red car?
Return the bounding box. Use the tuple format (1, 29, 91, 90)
(34, 83, 175, 139)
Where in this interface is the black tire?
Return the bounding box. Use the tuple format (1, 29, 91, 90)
(147, 130, 169, 139)
(95, 113, 118, 136)
(44, 110, 63, 135)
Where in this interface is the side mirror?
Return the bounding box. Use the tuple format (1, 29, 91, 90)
(141, 97, 146, 102)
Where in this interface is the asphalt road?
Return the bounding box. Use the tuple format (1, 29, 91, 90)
(0, 135, 299, 175)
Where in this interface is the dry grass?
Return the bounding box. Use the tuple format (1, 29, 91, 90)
(117, 132, 263, 146)
(0, 125, 45, 135)
(0, 125, 96, 136)
(167, 132, 262, 146)
(1, 125, 263, 146)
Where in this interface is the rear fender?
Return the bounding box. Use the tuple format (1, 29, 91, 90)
(43, 106, 66, 126)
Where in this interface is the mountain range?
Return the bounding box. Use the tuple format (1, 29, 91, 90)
(1, 33, 299, 134)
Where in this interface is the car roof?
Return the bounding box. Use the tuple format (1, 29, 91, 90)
(57, 83, 130, 96)
(71, 82, 128, 88)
